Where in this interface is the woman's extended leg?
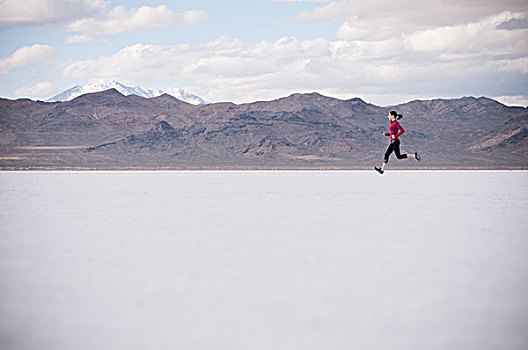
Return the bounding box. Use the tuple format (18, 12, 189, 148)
(393, 141, 409, 160)
(394, 141, 419, 160)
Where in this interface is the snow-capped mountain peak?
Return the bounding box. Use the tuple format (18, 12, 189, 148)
(46, 80, 207, 105)
(164, 88, 208, 105)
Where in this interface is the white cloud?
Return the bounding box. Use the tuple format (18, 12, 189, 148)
(404, 12, 528, 57)
(13, 81, 57, 99)
(0, 0, 106, 28)
(334, 17, 402, 41)
(0, 44, 56, 74)
(497, 57, 528, 74)
(67, 5, 209, 35)
(494, 95, 528, 107)
(61, 34, 528, 105)
(65, 34, 95, 44)
(60, 37, 335, 101)
(296, 0, 528, 26)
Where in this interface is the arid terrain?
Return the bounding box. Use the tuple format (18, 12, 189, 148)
(1, 89, 527, 169)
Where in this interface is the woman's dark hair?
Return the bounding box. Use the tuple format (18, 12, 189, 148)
(389, 110, 403, 120)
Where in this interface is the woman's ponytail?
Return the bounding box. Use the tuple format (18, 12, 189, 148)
(397, 114, 403, 120)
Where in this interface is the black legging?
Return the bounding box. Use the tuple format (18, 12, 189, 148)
(384, 139, 407, 164)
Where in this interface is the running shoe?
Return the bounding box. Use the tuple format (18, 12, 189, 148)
(414, 152, 421, 162)
(374, 166, 384, 174)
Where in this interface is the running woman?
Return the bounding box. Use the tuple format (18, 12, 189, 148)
(374, 110, 420, 174)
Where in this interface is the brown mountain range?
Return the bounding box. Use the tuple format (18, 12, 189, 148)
(1, 89, 527, 169)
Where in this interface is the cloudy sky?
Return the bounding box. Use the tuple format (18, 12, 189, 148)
(1, 0, 527, 106)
